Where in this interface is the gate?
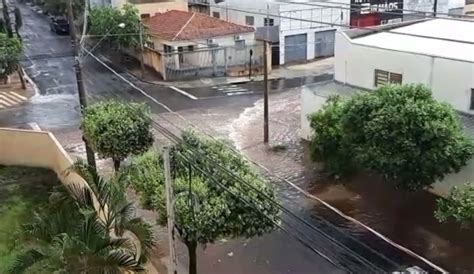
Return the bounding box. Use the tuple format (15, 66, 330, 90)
(284, 34, 307, 64)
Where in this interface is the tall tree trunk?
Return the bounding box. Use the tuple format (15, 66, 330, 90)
(187, 241, 197, 274)
(113, 158, 121, 172)
(17, 67, 26, 89)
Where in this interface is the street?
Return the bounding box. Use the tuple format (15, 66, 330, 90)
(0, 4, 446, 274)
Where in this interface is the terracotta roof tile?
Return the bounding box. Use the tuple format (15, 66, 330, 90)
(144, 10, 255, 41)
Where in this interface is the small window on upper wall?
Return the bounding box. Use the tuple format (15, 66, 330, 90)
(188, 45, 194, 52)
(140, 13, 150, 20)
(245, 16, 255, 26)
(374, 69, 403, 87)
(264, 18, 274, 26)
(470, 89, 474, 110)
(213, 12, 220, 18)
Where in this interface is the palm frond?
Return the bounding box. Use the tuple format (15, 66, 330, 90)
(8, 249, 47, 273)
(123, 218, 155, 259)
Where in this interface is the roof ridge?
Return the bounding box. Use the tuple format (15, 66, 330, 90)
(172, 12, 196, 41)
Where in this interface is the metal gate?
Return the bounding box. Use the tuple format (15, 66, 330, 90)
(314, 30, 336, 58)
(284, 34, 307, 64)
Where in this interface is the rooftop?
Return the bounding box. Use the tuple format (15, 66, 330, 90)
(145, 10, 255, 41)
(349, 19, 474, 63)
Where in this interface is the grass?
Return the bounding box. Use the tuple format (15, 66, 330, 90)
(0, 165, 59, 273)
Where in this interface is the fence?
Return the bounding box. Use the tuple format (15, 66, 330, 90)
(144, 43, 266, 81)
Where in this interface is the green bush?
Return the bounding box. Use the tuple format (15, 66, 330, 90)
(435, 183, 474, 227)
(308, 96, 354, 175)
(308, 84, 474, 191)
(82, 100, 154, 171)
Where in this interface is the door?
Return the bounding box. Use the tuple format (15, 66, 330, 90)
(284, 34, 307, 64)
(271, 42, 280, 67)
(314, 30, 336, 58)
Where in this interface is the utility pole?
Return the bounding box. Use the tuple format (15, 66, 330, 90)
(263, 40, 269, 143)
(263, 5, 270, 143)
(67, 0, 97, 169)
(163, 147, 178, 274)
(139, 22, 145, 79)
(433, 0, 438, 16)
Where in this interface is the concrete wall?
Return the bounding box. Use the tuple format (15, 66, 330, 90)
(300, 86, 329, 141)
(111, 0, 188, 17)
(0, 128, 84, 187)
(334, 32, 474, 114)
(278, 3, 350, 65)
(135, 1, 188, 17)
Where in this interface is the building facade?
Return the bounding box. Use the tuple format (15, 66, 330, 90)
(334, 19, 474, 114)
(210, 0, 349, 65)
(109, 0, 188, 18)
(143, 10, 264, 80)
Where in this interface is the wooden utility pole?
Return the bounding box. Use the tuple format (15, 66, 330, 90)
(163, 147, 178, 274)
(67, 0, 97, 169)
(263, 5, 270, 143)
(263, 40, 269, 143)
(433, 0, 438, 16)
(139, 22, 145, 79)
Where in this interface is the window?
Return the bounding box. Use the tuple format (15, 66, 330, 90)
(245, 16, 254, 26)
(164, 45, 173, 53)
(140, 13, 150, 20)
(145, 41, 155, 49)
(470, 89, 474, 110)
(264, 18, 274, 26)
(235, 39, 245, 49)
(374, 69, 403, 87)
(187, 45, 194, 52)
(213, 12, 220, 18)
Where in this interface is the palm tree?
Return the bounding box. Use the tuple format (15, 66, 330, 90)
(8, 162, 154, 273)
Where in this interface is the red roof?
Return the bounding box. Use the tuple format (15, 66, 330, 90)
(145, 10, 255, 41)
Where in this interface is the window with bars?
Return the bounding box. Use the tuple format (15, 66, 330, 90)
(374, 69, 403, 87)
(245, 16, 255, 26)
(264, 18, 274, 26)
(212, 12, 220, 18)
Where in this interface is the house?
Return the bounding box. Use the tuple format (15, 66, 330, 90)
(108, 0, 188, 19)
(142, 10, 266, 80)
(334, 18, 474, 114)
(209, 0, 349, 65)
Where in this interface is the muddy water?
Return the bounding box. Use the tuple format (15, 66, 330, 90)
(228, 90, 474, 273)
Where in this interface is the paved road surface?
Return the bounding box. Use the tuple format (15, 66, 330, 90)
(0, 4, 444, 274)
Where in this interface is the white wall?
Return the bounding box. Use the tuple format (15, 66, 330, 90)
(279, 2, 350, 65)
(209, 0, 280, 27)
(301, 86, 329, 140)
(335, 32, 474, 114)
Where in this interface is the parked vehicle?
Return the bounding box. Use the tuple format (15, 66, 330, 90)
(50, 17, 69, 35)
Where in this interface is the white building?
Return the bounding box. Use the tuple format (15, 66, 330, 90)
(142, 10, 264, 80)
(209, 0, 350, 65)
(334, 19, 474, 114)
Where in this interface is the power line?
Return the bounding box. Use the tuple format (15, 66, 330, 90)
(79, 47, 446, 273)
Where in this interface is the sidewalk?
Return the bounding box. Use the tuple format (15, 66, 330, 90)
(0, 72, 34, 110)
(101, 50, 334, 88)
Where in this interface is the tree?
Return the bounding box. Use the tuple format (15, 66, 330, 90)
(343, 84, 473, 190)
(82, 101, 154, 171)
(0, 33, 22, 82)
(308, 95, 354, 176)
(89, 4, 141, 49)
(9, 162, 154, 273)
(124, 131, 280, 274)
(309, 84, 473, 190)
(435, 183, 474, 227)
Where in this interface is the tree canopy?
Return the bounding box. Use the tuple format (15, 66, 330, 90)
(436, 182, 474, 227)
(82, 101, 154, 170)
(309, 84, 474, 190)
(0, 33, 22, 77)
(124, 131, 280, 274)
(89, 4, 141, 49)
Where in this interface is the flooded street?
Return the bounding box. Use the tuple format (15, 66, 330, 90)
(226, 88, 474, 273)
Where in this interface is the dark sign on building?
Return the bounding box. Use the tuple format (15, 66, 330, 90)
(350, 0, 403, 27)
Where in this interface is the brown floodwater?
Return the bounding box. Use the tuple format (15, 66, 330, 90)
(300, 152, 474, 273)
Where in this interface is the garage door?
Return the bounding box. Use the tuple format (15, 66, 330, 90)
(284, 34, 307, 64)
(314, 30, 336, 58)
